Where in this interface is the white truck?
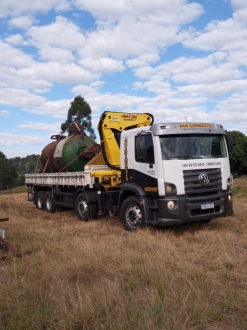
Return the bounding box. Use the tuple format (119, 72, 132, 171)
(25, 112, 233, 231)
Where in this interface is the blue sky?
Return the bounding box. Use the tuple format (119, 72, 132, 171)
(0, 0, 247, 158)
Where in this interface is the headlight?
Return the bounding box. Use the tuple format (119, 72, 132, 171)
(166, 185, 173, 193)
(165, 183, 177, 195)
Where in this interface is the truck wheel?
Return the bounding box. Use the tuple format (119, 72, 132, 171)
(75, 193, 97, 221)
(36, 191, 46, 210)
(120, 196, 146, 231)
(45, 191, 56, 213)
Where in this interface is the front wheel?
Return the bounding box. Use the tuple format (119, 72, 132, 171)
(120, 196, 146, 231)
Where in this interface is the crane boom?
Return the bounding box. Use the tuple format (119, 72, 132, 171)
(98, 111, 154, 170)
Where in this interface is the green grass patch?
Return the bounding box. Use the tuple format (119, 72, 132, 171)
(231, 186, 247, 195)
(0, 186, 26, 195)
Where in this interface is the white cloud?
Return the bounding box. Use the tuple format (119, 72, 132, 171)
(0, 88, 45, 108)
(0, 66, 52, 93)
(0, 40, 34, 68)
(0, 110, 9, 117)
(142, 52, 232, 82)
(141, 80, 174, 95)
(79, 57, 124, 73)
(0, 132, 46, 147)
(90, 80, 105, 88)
(71, 84, 149, 111)
(18, 61, 99, 85)
(5, 34, 23, 45)
(0, 0, 70, 18)
(27, 16, 86, 51)
(126, 54, 160, 68)
(0, 40, 96, 93)
(74, 0, 203, 22)
(178, 80, 247, 98)
(18, 122, 61, 132)
(80, 21, 177, 60)
(216, 90, 247, 115)
(181, 4, 247, 70)
(133, 66, 156, 79)
(8, 16, 33, 29)
(75, 0, 203, 63)
(38, 45, 75, 63)
(231, 0, 247, 10)
(133, 82, 144, 90)
(133, 52, 245, 99)
(71, 84, 206, 116)
(23, 99, 71, 118)
(182, 18, 247, 53)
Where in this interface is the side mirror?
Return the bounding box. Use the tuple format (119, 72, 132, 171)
(225, 135, 233, 153)
(136, 135, 147, 158)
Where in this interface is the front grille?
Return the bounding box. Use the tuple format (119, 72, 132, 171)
(183, 168, 223, 217)
(183, 168, 222, 197)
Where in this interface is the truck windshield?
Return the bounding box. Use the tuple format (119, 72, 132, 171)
(160, 134, 227, 160)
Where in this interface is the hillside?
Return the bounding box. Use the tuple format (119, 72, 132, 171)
(0, 178, 246, 329)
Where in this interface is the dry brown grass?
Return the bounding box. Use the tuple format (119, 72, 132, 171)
(0, 179, 247, 330)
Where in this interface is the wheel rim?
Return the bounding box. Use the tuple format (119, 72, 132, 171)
(126, 204, 142, 229)
(78, 200, 88, 218)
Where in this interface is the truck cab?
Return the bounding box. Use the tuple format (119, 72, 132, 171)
(119, 122, 233, 230)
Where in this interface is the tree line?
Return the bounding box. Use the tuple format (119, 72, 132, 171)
(0, 152, 41, 190)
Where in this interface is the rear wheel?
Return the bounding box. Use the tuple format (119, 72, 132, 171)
(45, 191, 56, 213)
(36, 191, 46, 210)
(75, 192, 97, 221)
(120, 196, 146, 231)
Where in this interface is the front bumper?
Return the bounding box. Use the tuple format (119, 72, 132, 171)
(146, 190, 233, 226)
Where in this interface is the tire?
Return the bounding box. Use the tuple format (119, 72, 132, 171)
(36, 191, 46, 210)
(75, 192, 97, 221)
(45, 191, 56, 213)
(120, 196, 146, 231)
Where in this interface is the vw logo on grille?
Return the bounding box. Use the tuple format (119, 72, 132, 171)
(198, 173, 210, 186)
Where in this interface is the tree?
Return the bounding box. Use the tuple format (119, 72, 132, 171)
(228, 131, 247, 177)
(16, 175, 25, 186)
(3, 165, 18, 189)
(61, 95, 96, 140)
(0, 152, 6, 190)
(0, 151, 18, 190)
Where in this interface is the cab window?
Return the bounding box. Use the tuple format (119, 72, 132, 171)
(135, 134, 155, 163)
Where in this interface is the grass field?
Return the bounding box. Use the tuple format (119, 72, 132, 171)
(0, 179, 247, 330)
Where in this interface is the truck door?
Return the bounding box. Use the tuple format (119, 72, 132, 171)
(124, 133, 159, 195)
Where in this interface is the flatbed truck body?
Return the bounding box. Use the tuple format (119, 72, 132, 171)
(26, 113, 233, 231)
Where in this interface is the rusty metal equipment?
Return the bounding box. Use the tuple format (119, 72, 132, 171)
(0, 218, 39, 260)
(40, 123, 100, 173)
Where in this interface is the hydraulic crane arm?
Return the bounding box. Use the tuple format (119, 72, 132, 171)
(98, 111, 154, 170)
